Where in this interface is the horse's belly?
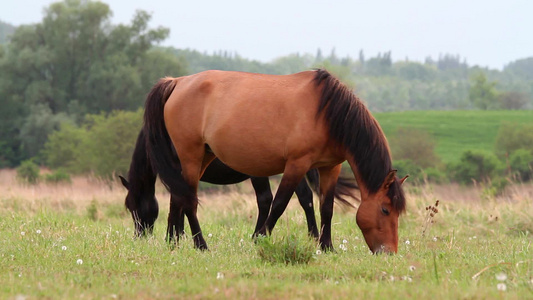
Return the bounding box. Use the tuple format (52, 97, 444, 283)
(206, 131, 289, 177)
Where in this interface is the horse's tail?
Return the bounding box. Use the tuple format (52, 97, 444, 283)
(306, 169, 359, 209)
(143, 77, 191, 197)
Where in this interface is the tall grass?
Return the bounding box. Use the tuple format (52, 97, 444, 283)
(1, 169, 532, 299)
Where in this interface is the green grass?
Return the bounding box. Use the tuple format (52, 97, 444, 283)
(1, 191, 532, 299)
(375, 110, 533, 163)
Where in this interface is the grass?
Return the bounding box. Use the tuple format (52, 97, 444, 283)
(1, 169, 533, 299)
(375, 110, 533, 163)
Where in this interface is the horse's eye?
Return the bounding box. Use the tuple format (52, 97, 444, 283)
(381, 207, 390, 216)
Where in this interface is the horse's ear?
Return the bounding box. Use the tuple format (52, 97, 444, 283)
(399, 175, 409, 185)
(382, 170, 397, 190)
(118, 175, 129, 190)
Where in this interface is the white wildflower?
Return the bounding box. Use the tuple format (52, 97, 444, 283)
(316, 250, 322, 255)
(208, 233, 213, 238)
(409, 265, 416, 272)
(61, 246, 67, 251)
(36, 230, 41, 234)
(216, 272, 224, 280)
(76, 259, 83, 265)
(405, 240, 410, 245)
(496, 273, 507, 281)
(21, 232, 25, 236)
(497, 283, 507, 291)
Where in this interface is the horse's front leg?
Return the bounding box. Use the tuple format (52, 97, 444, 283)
(317, 164, 342, 251)
(166, 195, 185, 244)
(256, 160, 310, 237)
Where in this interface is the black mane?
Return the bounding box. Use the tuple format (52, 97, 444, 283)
(313, 69, 405, 213)
(126, 130, 156, 207)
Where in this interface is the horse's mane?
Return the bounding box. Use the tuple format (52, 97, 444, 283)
(127, 130, 156, 198)
(313, 69, 405, 213)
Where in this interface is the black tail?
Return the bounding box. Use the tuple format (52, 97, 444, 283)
(306, 169, 359, 209)
(143, 77, 192, 198)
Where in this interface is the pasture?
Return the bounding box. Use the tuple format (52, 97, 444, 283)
(375, 110, 533, 163)
(1, 169, 532, 299)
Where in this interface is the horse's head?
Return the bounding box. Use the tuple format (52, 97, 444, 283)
(356, 170, 407, 254)
(119, 175, 159, 237)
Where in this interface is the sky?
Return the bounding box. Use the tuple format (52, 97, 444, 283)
(2, 0, 532, 70)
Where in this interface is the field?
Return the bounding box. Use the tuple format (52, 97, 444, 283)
(1, 169, 533, 299)
(374, 110, 533, 163)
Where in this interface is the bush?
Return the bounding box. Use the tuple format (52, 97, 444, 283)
(44, 169, 72, 184)
(495, 122, 533, 157)
(389, 127, 441, 168)
(509, 149, 533, 181)
(42, 109, 142, 181)
(394, 159, 423, 182)
(449, 150, 502, 185)
(16, 160, 40, 184)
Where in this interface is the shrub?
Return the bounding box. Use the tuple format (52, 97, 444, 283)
(449, 150, 502, 185)
(256, 234, 315, 265)
(16, 160, 40, 184)
(389, 127, 441, 168)
(508, 149, 533, 181)
(44, 169, 72, 184)
(394, 159, 423, 182)
(495, 122, 533, 157)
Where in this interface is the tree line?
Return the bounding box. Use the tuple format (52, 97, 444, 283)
(1, 0, 532, 183)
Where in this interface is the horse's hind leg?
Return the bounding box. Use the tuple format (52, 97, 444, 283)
(174, 148, 215, 250)
(294, 180, 319, 239)
(256, 160, 310, 236)
(250, 177, 274, 235)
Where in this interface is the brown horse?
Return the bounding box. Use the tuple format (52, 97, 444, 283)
(144, 69, 407, 253)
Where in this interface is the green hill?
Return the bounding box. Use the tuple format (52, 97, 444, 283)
(374, 110, 533, 163)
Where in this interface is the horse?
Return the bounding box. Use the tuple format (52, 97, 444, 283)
(143, 69, 407, 253)
(119, 129, 358, 245)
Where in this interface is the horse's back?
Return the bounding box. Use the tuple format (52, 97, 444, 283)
(164, 70, 335, 176)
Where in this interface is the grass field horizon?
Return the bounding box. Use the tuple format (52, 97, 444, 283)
(375, 110, 533, 163)
(1, 169, 532, 299)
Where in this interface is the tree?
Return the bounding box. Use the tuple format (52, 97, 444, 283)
(498, 91, 529, 110)
(468, 72, 499, 110)
(0, 0, 186, 166)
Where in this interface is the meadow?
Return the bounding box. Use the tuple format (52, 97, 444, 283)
(375, 110, 533, 163)
(1, 169, 532, 299)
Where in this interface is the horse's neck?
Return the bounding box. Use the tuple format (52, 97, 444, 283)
(346, 156, 371, 199)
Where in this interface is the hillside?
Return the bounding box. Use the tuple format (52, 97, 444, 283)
(375, 110, 533, 163)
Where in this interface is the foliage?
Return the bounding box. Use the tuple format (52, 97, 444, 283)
(256, 234, 315, 265)
(393, 160, 424, 183)
(498, 91, 529, 110)
(508, 149, 533, 181)
(448, 150, 501, 185)
(44, 169, 72, 184)
(469, 72, 500, 110)
(0, 20, 15, 44)
(0, 0, 186, 166)
(42, 122, 86, 172)
(42, 109, 142, 181)
(389, 127, 440, 168)
(494, 122, 533, 157)
(16, 160, 40, 184)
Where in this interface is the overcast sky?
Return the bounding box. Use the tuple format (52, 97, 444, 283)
(2, 0, 531, 70)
